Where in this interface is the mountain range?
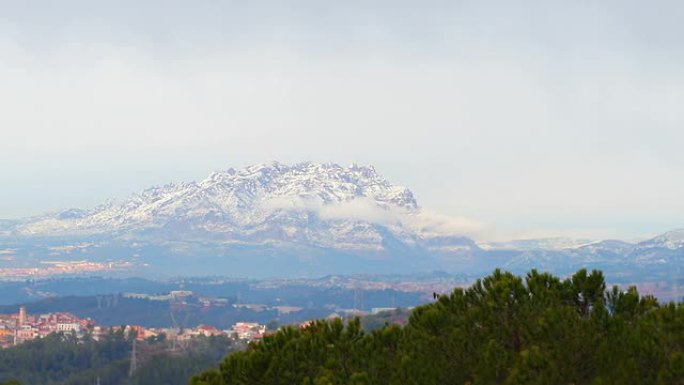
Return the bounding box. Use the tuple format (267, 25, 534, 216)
(1, 162, 683, 280)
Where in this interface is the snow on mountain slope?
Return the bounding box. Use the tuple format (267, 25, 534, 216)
(480, 237, 596, 251)
(9, 161, 683, 277)
(637, 229, 684, 250)
(576, 240, 635, 255)
(13, 162, 473, 254)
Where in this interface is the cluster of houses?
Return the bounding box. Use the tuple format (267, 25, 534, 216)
(0, 306, 267, 349)
(0, 306, 96, 347)
(126, 321, 267, 342)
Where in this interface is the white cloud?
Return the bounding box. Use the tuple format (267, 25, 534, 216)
(407, 210, 487, 238)
(259, 195, 487, 237)
(259, 196, 400, 225)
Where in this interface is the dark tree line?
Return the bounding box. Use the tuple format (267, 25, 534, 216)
(191, 269, 684, 385)
(0, 329, 236, 385)
(0, 328, 131, 385)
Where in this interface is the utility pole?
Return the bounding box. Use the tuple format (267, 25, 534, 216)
(128, 338, 137, 378)
(353, 288, 363, 316)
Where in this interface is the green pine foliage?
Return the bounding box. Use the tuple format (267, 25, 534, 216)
(0, 329, 236, 385)
(191, 269, 684, 385)
(0, 328, 131, 385)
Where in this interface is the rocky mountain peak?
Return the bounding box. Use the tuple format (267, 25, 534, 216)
(15, 162, 420, 240)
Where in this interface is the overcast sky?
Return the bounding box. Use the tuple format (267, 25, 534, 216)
(1, 1, 683, 241)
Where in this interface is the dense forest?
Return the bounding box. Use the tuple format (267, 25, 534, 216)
(0, 329, 237, 385)
(191, 269, 684, 385)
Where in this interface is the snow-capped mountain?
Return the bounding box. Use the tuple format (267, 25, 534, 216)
(498, 234, 684, 277)
(575, 240, 636, 256)
(480, 237, 596, 251)
(15, 162, 440, 245)
(636, 229, 684, 250)
(3, 162, 683, 278)
(4, 162, 479, 275)
(501, 239, 636, 274)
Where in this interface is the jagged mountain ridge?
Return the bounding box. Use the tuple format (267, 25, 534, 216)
(2, 162, 683, 278)
(12, 162, 473, 256)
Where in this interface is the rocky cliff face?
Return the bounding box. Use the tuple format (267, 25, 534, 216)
(3, 162, 477, 276)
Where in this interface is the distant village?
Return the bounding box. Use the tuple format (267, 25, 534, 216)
(0, 304, 268, 349)
(0, 259, 135, 279)
(0, 287, 412, 349)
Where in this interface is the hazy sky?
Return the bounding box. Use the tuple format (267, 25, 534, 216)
(1, 1, 683, 241)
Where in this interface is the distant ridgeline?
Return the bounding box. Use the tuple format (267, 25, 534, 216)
(6, 161, 683, 281)
(191, 268, 684, 385)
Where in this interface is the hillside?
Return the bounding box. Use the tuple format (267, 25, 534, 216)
(191, 268, 684, 385)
